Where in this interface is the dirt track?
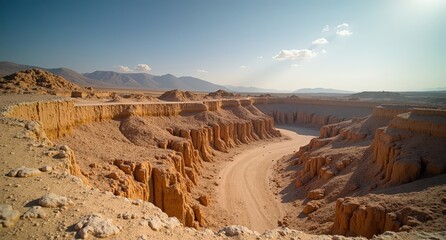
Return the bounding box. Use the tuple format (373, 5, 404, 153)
(217, 127, 318, 232)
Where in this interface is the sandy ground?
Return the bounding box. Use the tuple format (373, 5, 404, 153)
(216, 127, 318, 232)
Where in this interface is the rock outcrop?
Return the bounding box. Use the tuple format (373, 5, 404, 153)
(332, 197, 435, 238)
(158, 89, 201, 101)
(0, 68, 81, 95)
(372, 108, 446, 187)
(205, 89, 238, 99)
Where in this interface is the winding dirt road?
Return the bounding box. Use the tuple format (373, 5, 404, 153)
(217, 127, 318, 232)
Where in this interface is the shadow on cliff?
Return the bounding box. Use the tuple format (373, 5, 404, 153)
(278, 155, 307, 203)
(276, 124, 319, 137)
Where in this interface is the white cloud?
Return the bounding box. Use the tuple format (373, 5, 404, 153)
(115, 65, 132, 72)
(322, 25, 330, 32)
(336, 23, 349, 29)
(135, 64, 151, 72)
(272, 49, 317, 60)
(240, 65, 247, 69)
(336, 29, 353, 36)
(312, 38, 329, 45)
(257, 56, 263, 60)
(321, 49, 327, 54)
(336, 23, 353, 36)
(291, 64, 299, 67)
(197, 69, 208, 73)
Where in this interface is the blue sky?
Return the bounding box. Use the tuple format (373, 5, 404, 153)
(1, 0, 445, 91)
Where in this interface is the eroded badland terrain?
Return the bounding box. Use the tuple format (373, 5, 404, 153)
(1, 69, 445, 239)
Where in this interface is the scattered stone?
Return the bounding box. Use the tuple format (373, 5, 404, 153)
(399, 225, 412, 232)
(6, 166, 41, 178)
(406, 216, 421, 227)
(0, 205, 20, 227)
(165, 217, 181, 229)
(198, 195, 210, 206)
(106, 172, 119, 180)
(38, 193, 73, 208)
(132, 199, 143, 205)
(54, 150, 68, 158)
(335, 161, 345, 170)
(139, 220, 148, 226)
(148, 216, 163, 231)
(74, 214, 120, 239)
(118, 212, 137, 220)
(39, 165, 53, 172)
(303, 201, 320, 214)
(137, 235, 148, 240)
(307, 188, 325, 200)
(22, 206, 47, 219)
(217, 225, 256, 236)
(59, 145, 69, 151)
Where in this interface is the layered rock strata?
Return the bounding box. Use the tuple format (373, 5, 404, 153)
(372, 108, 446, 186)
(2, 96, 280, 228)
(253, 97, 376, 128)
(289, 105, 446, 237)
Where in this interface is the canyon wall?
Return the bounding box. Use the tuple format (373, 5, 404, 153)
(1, 98, 259, 140)
(1, 99, 75, 139)
(1, 97, 280, 228)
(253, 97, 376, 128)
(287, 104, 446, 237)
(372, 108, 446, 187)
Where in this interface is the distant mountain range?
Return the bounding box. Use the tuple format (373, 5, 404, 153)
(83, 71, 230, 92)
(4, 61, 441, 94)
(293, 88, 356, 94)
(0, 61, 230, 92)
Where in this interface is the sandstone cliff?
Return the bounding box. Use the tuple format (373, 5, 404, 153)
(286, 105, 446, 237)
(372, 108, 446, 187)
(253, 97, 375, 128)
(3, 96, 280, 228)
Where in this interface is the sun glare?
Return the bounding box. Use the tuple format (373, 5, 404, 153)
(410, 0, 446, 10)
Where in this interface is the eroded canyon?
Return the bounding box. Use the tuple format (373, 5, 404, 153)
(1, 69, 445, 239)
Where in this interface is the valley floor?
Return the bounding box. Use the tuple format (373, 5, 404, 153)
(216, 127, 317, 232)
